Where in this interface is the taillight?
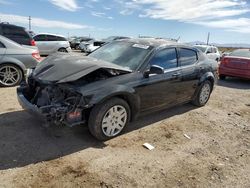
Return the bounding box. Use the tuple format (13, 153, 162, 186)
(30, 39, 36, 46)
(32, 51, 42, 62)
(220, 57, 229, 65)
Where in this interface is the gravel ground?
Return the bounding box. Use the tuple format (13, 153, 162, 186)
(0, 78, 249, 188)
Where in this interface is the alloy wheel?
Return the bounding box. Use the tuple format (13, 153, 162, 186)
(101, 105, 128, 137)
(0, 65, 21, 86)
(199, 83, 211, 104)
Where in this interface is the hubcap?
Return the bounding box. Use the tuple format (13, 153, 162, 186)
(0, 66, 20, 86)
(102, 105, 127, 137)
(199, 83, 211, 104)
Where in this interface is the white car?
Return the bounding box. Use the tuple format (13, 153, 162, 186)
(85, 41, 105, 53)
(33, 33, 71, 56)
(194, 45, 221, 62)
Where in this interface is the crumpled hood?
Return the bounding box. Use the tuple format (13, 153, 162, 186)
(33, 53, 131, 83)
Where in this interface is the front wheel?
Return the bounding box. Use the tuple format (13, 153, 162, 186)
(88, 98, 131, 141)
(192, 81, 212, 107)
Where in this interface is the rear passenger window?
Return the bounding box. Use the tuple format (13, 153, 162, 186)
(179, 48, 198, 66)
(150, 48, 177, 69)
(47, 35, 58, 41)
(57, 36, 67, 41)
(2, 26, 29, 38)
(34, 35, 47, 41)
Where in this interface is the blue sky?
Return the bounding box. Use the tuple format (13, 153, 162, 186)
(0, 0, 250, 44)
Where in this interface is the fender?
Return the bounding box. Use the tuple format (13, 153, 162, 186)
(198, 71, 215, 88)
(88, 84, 140, 121)
(0, 56, 26, 72)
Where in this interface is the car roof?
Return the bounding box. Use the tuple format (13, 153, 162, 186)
(194, 44, 217, 48)
(118, 38, 192, 49)
(0, 22, 25, 29)
(35, 33, 66, 38)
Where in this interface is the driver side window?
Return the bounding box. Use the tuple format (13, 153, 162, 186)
(150, 48, 177, 70)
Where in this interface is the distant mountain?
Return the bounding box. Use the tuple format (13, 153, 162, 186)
(187, 41, 250, 48)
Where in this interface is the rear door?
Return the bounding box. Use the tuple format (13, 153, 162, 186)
(33, 34, 48, 55)
(177, 48, 200, 103)
(46, 35, 60, 53)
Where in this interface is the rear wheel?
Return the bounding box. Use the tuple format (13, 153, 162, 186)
(0, 64, 23, 87)
(192, 80, 212, 107)
(88, 98, 130, 141)
(58, 48, 67, 53)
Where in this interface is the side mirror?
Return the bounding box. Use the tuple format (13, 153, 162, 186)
(144, 65, 164, 78)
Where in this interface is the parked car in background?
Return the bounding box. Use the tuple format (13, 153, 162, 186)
(17, 38, 217, 140)
(70, 37, 93, 50)
(194, 45, 221, 62)
(33, 33, 71, 56)
(84, 41, 105, 53)
(0, 35, 41, 87)
(0, 22, 35, 46)
(79, 39, 95, 52)
(219, 49, 250, 79)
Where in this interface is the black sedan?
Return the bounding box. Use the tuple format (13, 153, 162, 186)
(17, 38, 218, 140)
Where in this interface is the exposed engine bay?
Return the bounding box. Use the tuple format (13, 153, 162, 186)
(22, 68, 126, 127)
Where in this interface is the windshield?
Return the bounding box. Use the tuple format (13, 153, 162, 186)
(229, 49, 250, 58)
(89, 41, 153, 70)
(195, 46, 207, 53)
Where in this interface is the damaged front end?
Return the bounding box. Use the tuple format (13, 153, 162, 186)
(17, 78, 88, 127)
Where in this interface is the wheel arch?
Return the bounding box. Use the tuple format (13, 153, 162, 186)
(199, 72, 215, 90)
(0, 61, 25, 77)
(90, 91, 140, 121)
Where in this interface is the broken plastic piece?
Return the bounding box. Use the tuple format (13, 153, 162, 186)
(143, 143, 155, 150)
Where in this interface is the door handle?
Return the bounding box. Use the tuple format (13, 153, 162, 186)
(172, 73, 181, 77)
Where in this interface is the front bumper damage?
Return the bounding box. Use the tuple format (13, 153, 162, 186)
(17, 82, 88, 127)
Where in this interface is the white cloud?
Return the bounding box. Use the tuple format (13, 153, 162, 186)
(0, 0, 12, 5)
(91, 11, 113, 19)
(196, 18, 250, 33)
(0, 13, 91, 29)
(122, 0, 250, 33)
(48, 0, 80, 11)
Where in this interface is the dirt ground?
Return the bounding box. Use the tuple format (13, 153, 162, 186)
(0, 78, 249, 188)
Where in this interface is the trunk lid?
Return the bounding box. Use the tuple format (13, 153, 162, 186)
(222, 56, 250, 70)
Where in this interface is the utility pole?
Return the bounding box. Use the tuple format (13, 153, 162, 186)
(28, 16, 31, 31)
(206, 32, 210, 45)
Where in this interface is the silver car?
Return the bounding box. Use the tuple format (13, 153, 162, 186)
(33, 33, 71, 56)
(0, 35, 40, 87)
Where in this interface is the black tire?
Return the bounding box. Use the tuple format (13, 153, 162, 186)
(192, 80, 212, 107)
(58, 48, 67, 53)
(219, 75, 226, 80)
(0, 64, 23, 87)
(75, 44, 80, 50)
(88, 97, 131, 141)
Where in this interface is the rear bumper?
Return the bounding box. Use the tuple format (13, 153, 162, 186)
(219, 66, 250, 79)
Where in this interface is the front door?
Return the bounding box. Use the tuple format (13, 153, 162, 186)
(136, 48, 182, 111)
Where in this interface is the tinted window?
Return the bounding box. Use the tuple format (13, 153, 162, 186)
(230, 49, 250, 58)
(150, 48, 177, 69)
(179, 48, 197, 66)
(57, 36, 67, 41)
(47, 35, 58, 41)
(0, 42, 5, 48)
(2, 25, 29, 38)
(34, 35, 47, 41)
